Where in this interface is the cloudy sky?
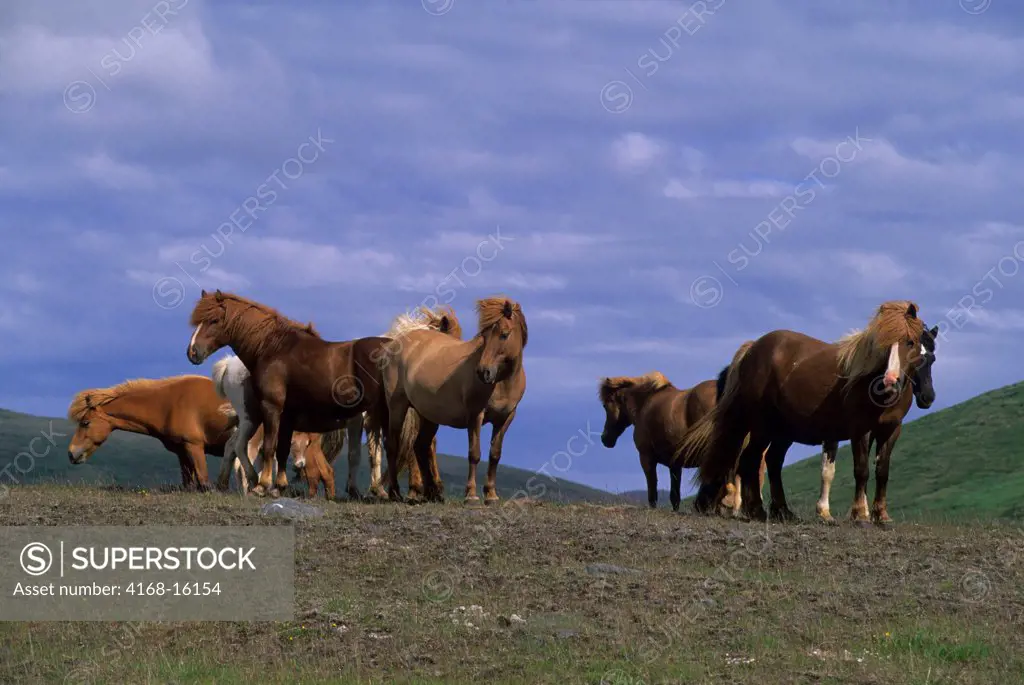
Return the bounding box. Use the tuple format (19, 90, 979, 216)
(2, 0, 1022, 493)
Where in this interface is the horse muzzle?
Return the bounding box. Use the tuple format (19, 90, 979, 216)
(477, 367, 497, 385)
(186, 346, 205, 365)
(601, 433, 616, 448)
(68, 449, 87, 465)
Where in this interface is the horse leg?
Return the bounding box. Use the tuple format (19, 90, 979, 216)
(483, 409, 516, 505)
(364, 415, 388, 500)
(764, 440, 796, 522)
(385, 396, 409, 502)
(848, 433, 871, 524)
(669, 464, 682, 512)
(815, 441, 839, 523)
(272, 420, 293, 496)
(323, 458, 336, 501)
(183, 443, 212, 492)
(403, 411, 427, 503)
(872, 427, 899, 525)
(464, 412, 485, 504)
(216, 430, 238, 492)
(345, 414, 363, 501)
(414, 419, 443, 503)
(254, 406, 283, 497)
(641, 453, 658, 509)
(738, 435, 771, 521)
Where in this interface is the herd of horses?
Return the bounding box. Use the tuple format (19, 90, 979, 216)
(65, 291, 937, 524)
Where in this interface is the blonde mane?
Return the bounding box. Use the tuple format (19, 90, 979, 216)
(476, 296, 528, 346)
(835, 300, 924, 384)
(599, 371, 672, 406)
(188, 291, 321, 356)
(385, 305, 464, 339)
(67, 375, 209, 422)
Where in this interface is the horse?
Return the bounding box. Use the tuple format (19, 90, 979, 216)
(381, 297, 527, 505)
(209, 303, 459, 500)
(674, 300, 933, 524)
(185, 289, 394, 498)
(814, 323, 938, 523)
(211, 353, 367, 496)
(66, 375, 237, 490)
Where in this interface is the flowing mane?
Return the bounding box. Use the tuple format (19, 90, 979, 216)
(67, 375, 208, 422)
(476, 296, 528, 346)
(835, 300, 924, 384)
(385, 305, 463, 339)
(599, 371, 672, 405)
(188, 290, 322, 356)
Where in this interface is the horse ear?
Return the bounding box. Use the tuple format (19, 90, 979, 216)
(502, 300, 514, 319)
(930, 325, 939, 337)
(201, 289, 207, 297)
(214, 290, 224, 302)
(84, 393, 93, 409)
(907, 303, 918, 319)
(439, 315, 451, 334)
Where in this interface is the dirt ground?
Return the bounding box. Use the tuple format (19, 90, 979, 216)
(1, 485, 1022, 684)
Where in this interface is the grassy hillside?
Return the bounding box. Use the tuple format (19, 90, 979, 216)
(3, 486, 1023, 683)
(0, 409, 619, 504)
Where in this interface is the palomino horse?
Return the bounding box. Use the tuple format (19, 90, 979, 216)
(675, 301, 933, 524)
(381, 297, 527, 504)
(599, 373, 766, 512)
(185, 290, 393, 498)
(814, 323, 938, 523)
(66, 375, 237, 490)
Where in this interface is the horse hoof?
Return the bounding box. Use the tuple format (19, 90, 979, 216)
(347, 489, 362, 501)
(818, 516, 838, 526)
(484, 496, 500, 506)
(852, 519, 872, 528)
(464, 496, 482, 507)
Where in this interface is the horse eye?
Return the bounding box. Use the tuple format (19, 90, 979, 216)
(81, 421, 89, 427)
(500, 331, 510, 340)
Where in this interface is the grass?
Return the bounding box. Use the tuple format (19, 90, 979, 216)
(1, 485, 1023, 684)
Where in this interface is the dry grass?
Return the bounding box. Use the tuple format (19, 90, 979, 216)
(1, 485, 1023, 684)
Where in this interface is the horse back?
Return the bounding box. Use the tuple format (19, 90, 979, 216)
(160, 377, 236, 446)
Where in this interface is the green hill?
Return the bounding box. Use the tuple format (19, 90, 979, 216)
(0, 408, 620, 504)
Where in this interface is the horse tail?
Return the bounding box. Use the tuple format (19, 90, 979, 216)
(218, 402, 238, 427)
(396, 410, 421, 475)
(716, 340, 755, 401)
(320, 428, 346, 467)
(676, 342, 756, 512)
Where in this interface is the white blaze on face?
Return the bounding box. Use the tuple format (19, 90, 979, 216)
(883, 341, 900, 387)
(188, 323, 203, 357)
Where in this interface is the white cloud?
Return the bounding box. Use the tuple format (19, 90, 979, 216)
(610, 132, 663, 172)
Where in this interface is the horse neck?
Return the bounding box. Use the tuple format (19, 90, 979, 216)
(225, 314, 294, 370)
(622, 383, 662, 422)
(96, 393, 162, 437)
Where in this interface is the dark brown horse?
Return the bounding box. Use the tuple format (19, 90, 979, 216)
(675, 301, 934, 524)
(185, 290, 394, 498)
(599, 373, 767, 512)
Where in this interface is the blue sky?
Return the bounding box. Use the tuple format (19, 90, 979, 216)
(2, 0, 1023, 493)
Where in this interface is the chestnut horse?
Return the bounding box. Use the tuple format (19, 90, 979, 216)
(66, 375, 237, 490)
(675, 301, 932, 524)
(185, 290, 394, 498)
(381, 297, 527, 504)
(599, 373, 766, 512)
(814, 323, 937, 522)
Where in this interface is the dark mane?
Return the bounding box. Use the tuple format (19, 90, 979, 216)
(476, 296, 528, 347)
(188, 290, 322, 356)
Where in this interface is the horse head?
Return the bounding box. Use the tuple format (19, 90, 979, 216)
(67, 394, 114, 464)
(187, 290, 232, 364)
(475, 297, 527, 385)
(597, 377, 634, 448)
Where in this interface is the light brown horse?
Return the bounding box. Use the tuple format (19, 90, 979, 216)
(66, 375, 237, 490)
(675, 301, 932, 524)
(185, 290, 394, 498)
(381, 297, 527, 504)
(598, 372, 766, 513)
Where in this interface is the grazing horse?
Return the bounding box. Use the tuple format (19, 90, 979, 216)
(815, 324, 938, 523)
(66, 375, 237, 490)
(675, 301, 932, 524)
(381, 297, 527, 505)
(185, 289, 393, 498)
